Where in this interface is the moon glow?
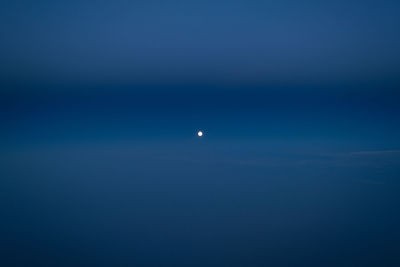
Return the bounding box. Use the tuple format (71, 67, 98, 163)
(197, 131, 203, 137)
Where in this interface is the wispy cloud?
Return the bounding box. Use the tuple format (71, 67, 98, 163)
(350, 150, 400, 156)
(153, 148, 400, 169)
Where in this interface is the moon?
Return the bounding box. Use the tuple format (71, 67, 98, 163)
(197, 130, 203, 137)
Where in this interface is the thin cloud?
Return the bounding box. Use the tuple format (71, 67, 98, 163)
(350, 150, 400, 156)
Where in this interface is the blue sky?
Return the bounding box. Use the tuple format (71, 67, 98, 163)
(1, 0, 400, 86)
(1, 1, 400, 266)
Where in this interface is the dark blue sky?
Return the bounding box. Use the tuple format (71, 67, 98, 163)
(1, 0, 400, 86)
(1, 1, 400, 266)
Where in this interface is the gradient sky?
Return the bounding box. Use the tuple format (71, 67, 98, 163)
(1, 0, 400, 86)
(1, 1, 400, 266)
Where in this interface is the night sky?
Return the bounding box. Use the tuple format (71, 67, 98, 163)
(1, 1, 400, 266)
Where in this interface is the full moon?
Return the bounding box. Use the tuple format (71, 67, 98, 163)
(197, 131, 203, 137)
